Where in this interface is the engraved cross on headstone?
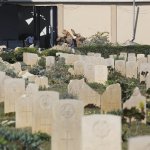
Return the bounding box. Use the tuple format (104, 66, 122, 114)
(21, 104, 32, 124)
(61, 131, 74, 150)
(40, 118, 51, 132)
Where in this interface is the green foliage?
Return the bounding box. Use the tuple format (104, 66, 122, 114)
(60, 92, 77, 99)
(0, 48, 38, 63)
(29, 65, 46, 76)
(87, 82, 106, 94)
(107, 110, 123, 116)
(77, 45, 150, 58)
(41, 49, 70, 57)
(123, 107, 145, 127)
(0, 127, 50, 150)
(46, 59, 71, 85)
(84, 104, 101, 115)
(0, 62, 17, 78)
(14, 47, 38, 62)
(82, 32, 110, 46)
(146, 101, 150, 109)
(0, 52, 16, 64)
(107, 71, 141, 102)
(38, 57, 46, 69)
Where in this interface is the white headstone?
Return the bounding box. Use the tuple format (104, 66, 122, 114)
(4, 78, 25, 113)
(126, 61, 137, 78)
(146, 74, 150, 90)
(115, 60, 126, 76)
(129, 136, 150, 150)
(82, 115, 121, 150)
(119, 52, 127, 60)
(101, 83, 121, 113)
(137, 54, 145, 59)
(0, 71, 6, 102)
(32, 91, 59, 135)
(139, 63, 150, 82)
(46, 56, 55, 68)
(137, 57, 147, 73)
(52, 99, 83, 150)
(94, 65, 108, 84)
(74, 61, 85, 75)
(23, 52, 38, 66)
(84, 63, 95, 83)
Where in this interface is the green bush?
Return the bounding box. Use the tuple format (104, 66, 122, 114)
(0, 52, 16, 64)
(87, 82, 106, 94)
(14, 47, 38, 62)
(82, 32, 110, 46)
(0, 127, 50, 150)
(41, 49, 70, 57)
(77, 45, 150, 58)
(0, 47, 38, 63)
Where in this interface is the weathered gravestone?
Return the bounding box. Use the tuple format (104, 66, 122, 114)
(146, 74, 150, 90)
(78, 80, 101, 107)
(0, 71, 6, 102)
(34, 76, 49, 88)
(46, 56, 55, 69)
(52, 99, 83, 150)
(16, 83, 39, 128)
(65, 54, 81, 65)
(137, 54, 145, 59)
(109, 54, 117, 59)
(137, 57, 147, 73)
(32, 91, 59, 135)
(68, 79, 85, 97)
(68, 79, 100, 107)
(128, 136, 150, 150)
(147, 55, 150, 63)
(82, 56, 103, 66)
(84, 64, 108, 84)
(126, 61, 137, 78)
(84, 63, 95, 83)
(103, 58, 115, 68)
(128, 56, 137, 62)
(87, 52, 101, 57)
(23, 52, 38, 66)
(128, 53, 136, 62)
(11, 62, 22, 74)
(73, 61, 85, 75)
(115, 60, 126, 76)
(119, 52, 127, 60)
(128, 53, 136, 57)
(4, 78, 25, 113)
(101, 83, 121, 113)
(139, 63, 150, 82)
(123, 87, 146, 123)
(94, 65, 108, 84)
(82, 115, 121, 150)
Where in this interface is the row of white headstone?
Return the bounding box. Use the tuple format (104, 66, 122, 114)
(55, 52, 150, 86)
(0, 68, 149, 150)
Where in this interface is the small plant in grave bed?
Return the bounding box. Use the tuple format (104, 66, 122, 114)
(60, 92, 77, 99)
(0, 127, 50, 150)
(38, 57, 46, 69)
(29, 65, 46, 76)
(107, 110, 123, 116)
(84, 104, 101, 115)
(87, 82, 107, 94)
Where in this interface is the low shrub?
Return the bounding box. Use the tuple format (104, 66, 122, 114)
(87, 82, 106, 94)
(77, 45, 150, 58)
(0, 127, 50, 150)
(41, 49, 70, 57)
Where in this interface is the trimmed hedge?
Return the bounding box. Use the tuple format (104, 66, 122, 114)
(77, 45, 150, 58)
